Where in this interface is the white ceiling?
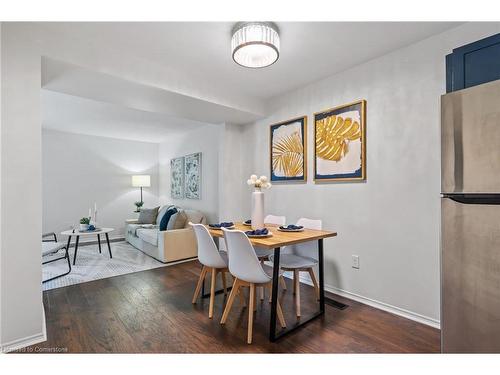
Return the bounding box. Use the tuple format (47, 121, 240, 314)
(42, 90, 209, 143)
(42, 57, 263, 125)
(40, 22, 462, 141)
(40, 22, 462, 101)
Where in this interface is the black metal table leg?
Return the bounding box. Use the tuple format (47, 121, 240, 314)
(318, 238, 325, 312)
(66, 235, 72, 254)
(72, 235, 80, 265)
(269, 247, 280, 341)
(105, 233, 112, 259)
(97, 234, 102, 253)
(267, 238, 347, 342)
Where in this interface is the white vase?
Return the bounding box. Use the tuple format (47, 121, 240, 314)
(251, 189, 265, 230)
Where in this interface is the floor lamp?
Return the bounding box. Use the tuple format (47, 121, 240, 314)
(132, 175, 151, 211)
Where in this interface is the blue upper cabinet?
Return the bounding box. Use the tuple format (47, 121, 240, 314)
(446, 33, 500, 93)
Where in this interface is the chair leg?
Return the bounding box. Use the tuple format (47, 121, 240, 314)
(276, 301, 287, 328)
(209, 268, 217, 319)
(221, 279, 240, 324)
(192, 266, 207, 304)
(248, 283, 255, 344)
(294, 270, 301, 317)
(279, 275, 287, 290)
(308, 268, 320, 301)
(221, 271, 228, 296)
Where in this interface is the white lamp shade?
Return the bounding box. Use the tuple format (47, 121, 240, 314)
(131, 175, 151, 188)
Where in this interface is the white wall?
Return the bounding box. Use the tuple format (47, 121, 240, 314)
(218, 123, 246, 222)
(239, 23, 500, 326)
(42, 129, 159, 240)
(159, 124, 222, 223)
(1, 23, 46, 350)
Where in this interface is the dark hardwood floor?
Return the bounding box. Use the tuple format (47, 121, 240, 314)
(26, 260, 440, 353)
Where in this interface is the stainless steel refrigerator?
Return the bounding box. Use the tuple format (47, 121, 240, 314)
(441, 79, 500, 353)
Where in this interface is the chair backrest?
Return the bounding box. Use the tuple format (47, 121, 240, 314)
(287, 218, 323, 257)
(264, 214, 286, 226)
(222, 228, 272, 284)
(297, 217, 322, 230)
(190, 223, 227, 268)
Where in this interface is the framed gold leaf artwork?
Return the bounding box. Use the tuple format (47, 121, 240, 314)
(314, 100, 366, 182)
(270, 116, 307, 182)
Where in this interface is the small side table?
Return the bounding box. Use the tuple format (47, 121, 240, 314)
(61, 227, 115, 265)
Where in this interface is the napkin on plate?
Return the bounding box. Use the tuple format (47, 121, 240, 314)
(279, 224, 304, 230)
(209, 222, 234, 228)
(245, 228, 269, 236)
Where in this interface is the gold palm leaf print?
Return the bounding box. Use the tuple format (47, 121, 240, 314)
(272, 131, 304, 177)
(316, 115, 361, 162)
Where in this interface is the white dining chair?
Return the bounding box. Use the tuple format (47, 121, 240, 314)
(255, 214, 288, 298)
(269, 218, 322, 317)
(190, 223, 242, 319)
(220, 228, 286, 344)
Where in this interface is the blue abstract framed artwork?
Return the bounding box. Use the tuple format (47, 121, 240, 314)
(270, 116, 307, 183)
(184, 152, 202, 199)
(314, 100, 366, 182)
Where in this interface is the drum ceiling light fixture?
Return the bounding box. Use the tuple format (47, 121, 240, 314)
(231, 22, 280, 68)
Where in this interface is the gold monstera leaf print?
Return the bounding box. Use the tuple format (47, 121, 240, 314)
(316, 115, 361, 162)
(272, 131, 304, 177)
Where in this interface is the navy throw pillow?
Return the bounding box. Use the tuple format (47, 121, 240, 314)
(159, 207, 178, 231)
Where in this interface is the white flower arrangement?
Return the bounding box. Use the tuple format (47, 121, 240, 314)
(247, 174, 272, 189)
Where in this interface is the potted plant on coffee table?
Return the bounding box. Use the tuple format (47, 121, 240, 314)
(79, 217, 90, 231)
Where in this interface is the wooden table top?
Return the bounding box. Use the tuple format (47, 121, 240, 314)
(206, 223, 337, 249)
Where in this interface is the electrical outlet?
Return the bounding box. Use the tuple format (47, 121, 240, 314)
(352, 255, 360, 269)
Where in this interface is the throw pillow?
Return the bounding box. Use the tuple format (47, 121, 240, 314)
(155, 205, 175, 225)
(167, 209, 188, 230)
(137, 206, 160, 224)
(159, 207, 178, 231)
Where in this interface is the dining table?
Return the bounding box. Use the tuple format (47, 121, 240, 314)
(206, 222, 337, 342)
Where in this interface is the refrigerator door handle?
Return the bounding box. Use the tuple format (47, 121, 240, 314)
(442, 193, 500, 205)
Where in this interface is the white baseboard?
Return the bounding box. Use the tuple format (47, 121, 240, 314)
(282, 271, 440, 329)
(1, 330, 47, 353)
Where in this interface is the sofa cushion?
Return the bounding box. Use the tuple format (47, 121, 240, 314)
(159, 207, 177, 231)
(126, 224, 141, 237)
(167, 209, 188, 230)
(184, 209, 204, 224)
(42, 242, 66, 256)
(136, 228, 158, 246)
(137, 206, 160, 224)
(156, 205, 175, 225)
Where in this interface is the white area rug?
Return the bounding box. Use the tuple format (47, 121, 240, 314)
(42, 241, 167, 291)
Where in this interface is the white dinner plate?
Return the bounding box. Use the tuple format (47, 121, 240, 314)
(209, 225, 235, 230)
(246, 231, 273, 238)
(278, 227, 304, 232)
